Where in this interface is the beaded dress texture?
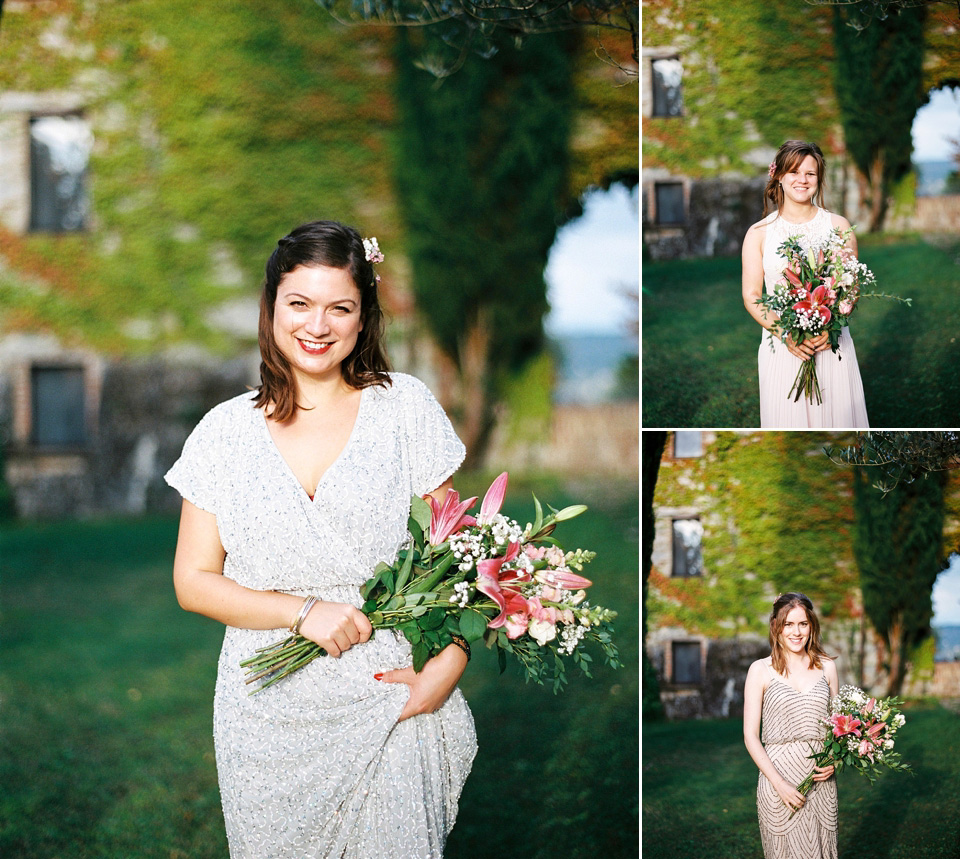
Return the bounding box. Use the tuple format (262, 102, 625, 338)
(759, 206, 869, 428)
(757, 661, 838, 859)
(165, 373, 477, 859)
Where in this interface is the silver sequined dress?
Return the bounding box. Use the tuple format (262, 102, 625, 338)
(165, 373, 477, 859)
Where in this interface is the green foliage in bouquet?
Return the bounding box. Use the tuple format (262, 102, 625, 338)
(242, 474, 621, 694)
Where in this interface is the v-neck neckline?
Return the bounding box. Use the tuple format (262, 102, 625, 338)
(259, 387, 367, 503)
(770, 668, 825, 696)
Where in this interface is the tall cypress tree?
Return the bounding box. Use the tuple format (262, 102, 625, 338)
(392, 31, 575, 466)
(833, 5, 927, 231)
(642, 431, 667, 720)
(852, 467, 947, 696)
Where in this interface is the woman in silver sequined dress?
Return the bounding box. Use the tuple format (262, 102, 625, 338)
(744, 592, 839, 859)
(165, 221, 476, 858)
(741, 140, 870, 428)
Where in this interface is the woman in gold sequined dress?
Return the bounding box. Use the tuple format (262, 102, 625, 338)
(743, 592, 839, 859)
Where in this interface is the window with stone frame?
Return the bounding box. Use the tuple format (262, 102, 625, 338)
(674, 431, 703, 457)
(671, 641, 702, 684)
(672, 517, 703, 577)
(651, 56, 683, 117)
(30, 365, 87, 447)
(654, 182, 685, 226)
(29, 113, 92, 233)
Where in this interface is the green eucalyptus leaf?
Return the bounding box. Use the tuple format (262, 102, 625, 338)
(459, 610, 488, 643)
(423, 606, 446, 630)
(410, 495, 432, 532)
(412, 641, 430, 673)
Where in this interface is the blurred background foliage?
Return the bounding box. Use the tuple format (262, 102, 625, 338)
(0, 0, 636, 357)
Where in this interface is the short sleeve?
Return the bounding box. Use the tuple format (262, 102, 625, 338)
(164, 407, 226, 514)
(401, 376, 466, 496)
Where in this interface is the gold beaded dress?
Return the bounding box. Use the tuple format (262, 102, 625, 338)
(757, 660, 838, 859)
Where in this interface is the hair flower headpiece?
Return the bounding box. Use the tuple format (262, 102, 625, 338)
(363, 237, 384, 265)
(768, 161, 777, 179)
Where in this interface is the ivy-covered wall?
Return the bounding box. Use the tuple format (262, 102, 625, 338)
(651, 432, 860, 638)
(642, 0, 841, 179)
(0, 0, 636, 354)
(649, 431, 960, 718)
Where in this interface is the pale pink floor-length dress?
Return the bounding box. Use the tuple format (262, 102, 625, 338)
(758, 206, 870, 428)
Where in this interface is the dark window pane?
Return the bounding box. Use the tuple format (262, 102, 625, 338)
(30, 115, 92, 233)
(655, 183, 684, 225)
(673, 642, 701, 684)
(674, 431, 703, 457)
(652, 57, 683, 117)
(672, 518, 703, 577)
(31, 366, 86, 446)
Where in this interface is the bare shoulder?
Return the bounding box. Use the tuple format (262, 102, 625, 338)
(746, 657, 771, 683)
(742, 218, 767, 252)
(829, 211, 852, 231)
(821, 655, 839, 675)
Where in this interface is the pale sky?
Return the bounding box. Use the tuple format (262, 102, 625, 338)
(545, 184, 640, 336)
(912, 86, 960, 161)
(934, 553, 960, 626)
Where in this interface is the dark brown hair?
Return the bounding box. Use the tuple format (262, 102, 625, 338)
(253, 220, 391, 422)
(769, 592, 831, 676)
(763, 140, 827, 217)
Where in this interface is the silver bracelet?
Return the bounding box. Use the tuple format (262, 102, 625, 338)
(290, 596, 319, 635)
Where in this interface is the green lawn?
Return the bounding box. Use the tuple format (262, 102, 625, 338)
(643, 705, 960, 859)
(641, 236, 960, 427)
(0, 478, 638, 859)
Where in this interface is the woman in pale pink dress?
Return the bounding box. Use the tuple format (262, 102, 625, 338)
(741, 140, 869, 428)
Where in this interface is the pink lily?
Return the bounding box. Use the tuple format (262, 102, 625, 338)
(828, 713, 862, 738)
(476, 543, 530, 628)
(793, 284, 833, 325)
(477, 471, 509, 525)
(427, 489, 477, 545)
(535, 569, 593, 590)
(858, 738, 875, 763)
(863, 697, 876, 715)
(865, 721, 886, 740)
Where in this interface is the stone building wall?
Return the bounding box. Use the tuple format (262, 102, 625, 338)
(0, 346, 256, 519)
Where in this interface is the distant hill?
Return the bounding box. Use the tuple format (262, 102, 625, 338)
(915, 160, 958, 197)
(549, 332, 637, 404)
(934, 625, 960, 661)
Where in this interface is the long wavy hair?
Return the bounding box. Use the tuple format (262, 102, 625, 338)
(763, 140, 827, 217)
(769, 592, 831, 676)
(253, 220, 391, 422)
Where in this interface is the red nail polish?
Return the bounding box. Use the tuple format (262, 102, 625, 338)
(374, 673, 383, 681)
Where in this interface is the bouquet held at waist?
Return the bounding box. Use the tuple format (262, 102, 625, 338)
(789, 684, 911, 819)
(756, 227, 911, 405)
(241, 472, 620, 694)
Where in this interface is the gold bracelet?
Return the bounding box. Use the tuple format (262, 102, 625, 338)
(449, 634, 471, 661)
(290, 596, 319, 635)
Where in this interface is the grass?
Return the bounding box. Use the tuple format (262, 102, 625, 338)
(643, 704, 960, 859)
(641, 236, 960, 427)
(0, 479, 638, 859)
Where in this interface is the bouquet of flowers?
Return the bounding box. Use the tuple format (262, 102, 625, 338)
(790, 684, 911, 818)
(241, 473, 620, 694)
(756, 228, 911, 404)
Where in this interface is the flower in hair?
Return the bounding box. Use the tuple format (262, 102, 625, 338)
(363, 237, 384, 265)
(768, 161, 777, 179)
